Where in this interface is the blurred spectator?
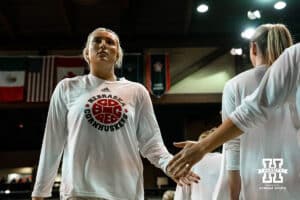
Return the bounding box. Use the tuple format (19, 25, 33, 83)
(174, 127, 222, 200)
(162, 190, 175, 200)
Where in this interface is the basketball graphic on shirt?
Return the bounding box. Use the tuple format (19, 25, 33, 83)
(84, 94, 128, 132)
(92, 99, 122, 124)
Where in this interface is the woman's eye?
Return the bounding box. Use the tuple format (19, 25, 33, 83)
(106, 39, 115, 45)
(93, 38, 101, 43)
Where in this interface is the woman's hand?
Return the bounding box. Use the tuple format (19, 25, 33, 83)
(168, 169, 200, 186)
(167, 140, 206, 179)
(178, 170, 200, 186)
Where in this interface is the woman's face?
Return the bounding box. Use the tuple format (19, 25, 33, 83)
(86, 30, 119, 67)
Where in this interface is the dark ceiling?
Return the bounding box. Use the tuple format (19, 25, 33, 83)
(0, 0, 299, 51)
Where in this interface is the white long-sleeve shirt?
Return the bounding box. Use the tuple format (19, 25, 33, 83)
(215, 62, 300, 199)
(174, 152, 222, 200)
(230, 43, 300, 131)
(32, 74, 173, 200)
(223, 65, 268, 166)
(214, 65, 268, 200)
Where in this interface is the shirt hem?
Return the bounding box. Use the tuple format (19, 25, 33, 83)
(61, 191, 136, 200)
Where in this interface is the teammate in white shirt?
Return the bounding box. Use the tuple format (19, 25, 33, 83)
(213, 24, 300, 200)
(174, 128, 222, 200)
(167, 41, 300, 188)
(31, 27, 199, 200)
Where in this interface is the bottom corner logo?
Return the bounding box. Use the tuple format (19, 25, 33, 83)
(257, 158, 288, 184)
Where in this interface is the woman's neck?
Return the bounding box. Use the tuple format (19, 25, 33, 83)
(255, 56, 268, 67)
(90, 63, 116, 81)
(92, 72, 116, 81)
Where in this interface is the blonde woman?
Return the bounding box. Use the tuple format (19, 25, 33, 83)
(211, 23, 300, 200)
(31, 27, 199, 200)
(168, 24, 300, 200)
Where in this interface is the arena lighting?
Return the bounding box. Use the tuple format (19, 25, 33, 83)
(15, 167, 33, 174)
(230, 48, 243, 56)
(18, 123, 24, 128)
(274, 1, 286, 10)
(54, 183, 60, 187)
(55, 174, 62, 182)
(197, 3, 209, 13)
(8, 173, 21, 182)
(4, 190, 11, 194)
(241, 27, 256, 39)
(247, 10, 261, 20)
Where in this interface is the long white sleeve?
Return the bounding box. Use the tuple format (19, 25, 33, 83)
(136, 87, 173, 173)
(32, 81, 68, 197)
(230, 43, 300, 131)
(222, 82, 241, 170)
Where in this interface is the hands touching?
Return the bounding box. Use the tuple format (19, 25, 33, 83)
(168, 169, 200, 186)
(167, 140, 207, 180)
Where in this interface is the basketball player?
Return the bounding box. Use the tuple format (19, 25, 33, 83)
(32, 27, 199, 200)
(167, 42, 300, 195)
(213, 24, 300, 200)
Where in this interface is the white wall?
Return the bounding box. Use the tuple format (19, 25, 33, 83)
(145, 47, 235, 93)
(169, 52, 235, 93)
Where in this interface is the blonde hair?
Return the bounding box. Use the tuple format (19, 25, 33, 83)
(82, 27, 124, 68)
(250, 23, 293, 66)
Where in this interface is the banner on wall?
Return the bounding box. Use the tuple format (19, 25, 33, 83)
(116, 53, 143, 83)
(0, 55, 87, 103)
(55, 56, 86, 83)
(26, 56, 55, 102)
(0, 57, 26, 102)
(145, 54, 170, 97)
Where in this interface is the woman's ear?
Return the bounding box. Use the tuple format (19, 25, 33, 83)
(251, 42, 257, 56)
(116, 50, 119, 60)
(84, 48, 90, 64)
(249, 42, 257, 67)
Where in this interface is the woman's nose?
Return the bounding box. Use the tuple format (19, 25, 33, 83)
(99, 40, 106, 48)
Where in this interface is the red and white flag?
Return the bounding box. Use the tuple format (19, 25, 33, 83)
(55, 56, 86, 83)
(0, 57, 26, 102)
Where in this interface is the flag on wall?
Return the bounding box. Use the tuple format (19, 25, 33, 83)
(26, 56, 55, 102)
(145, 54, 171, 97)
(55, 56, 86, 83)
(0, 57, 26, 102)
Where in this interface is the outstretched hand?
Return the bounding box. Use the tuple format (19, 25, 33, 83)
(169, 170, 200, 186)
(167, 140, 206, 179)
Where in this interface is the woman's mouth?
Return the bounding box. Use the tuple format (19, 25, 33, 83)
(97, 51, 108, 57)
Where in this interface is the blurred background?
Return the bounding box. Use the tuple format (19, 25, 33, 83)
(0, 0, 299, 199)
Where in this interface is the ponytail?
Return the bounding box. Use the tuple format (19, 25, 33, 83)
(251, 24, 293, 66)
(266, 25, 293, 65)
